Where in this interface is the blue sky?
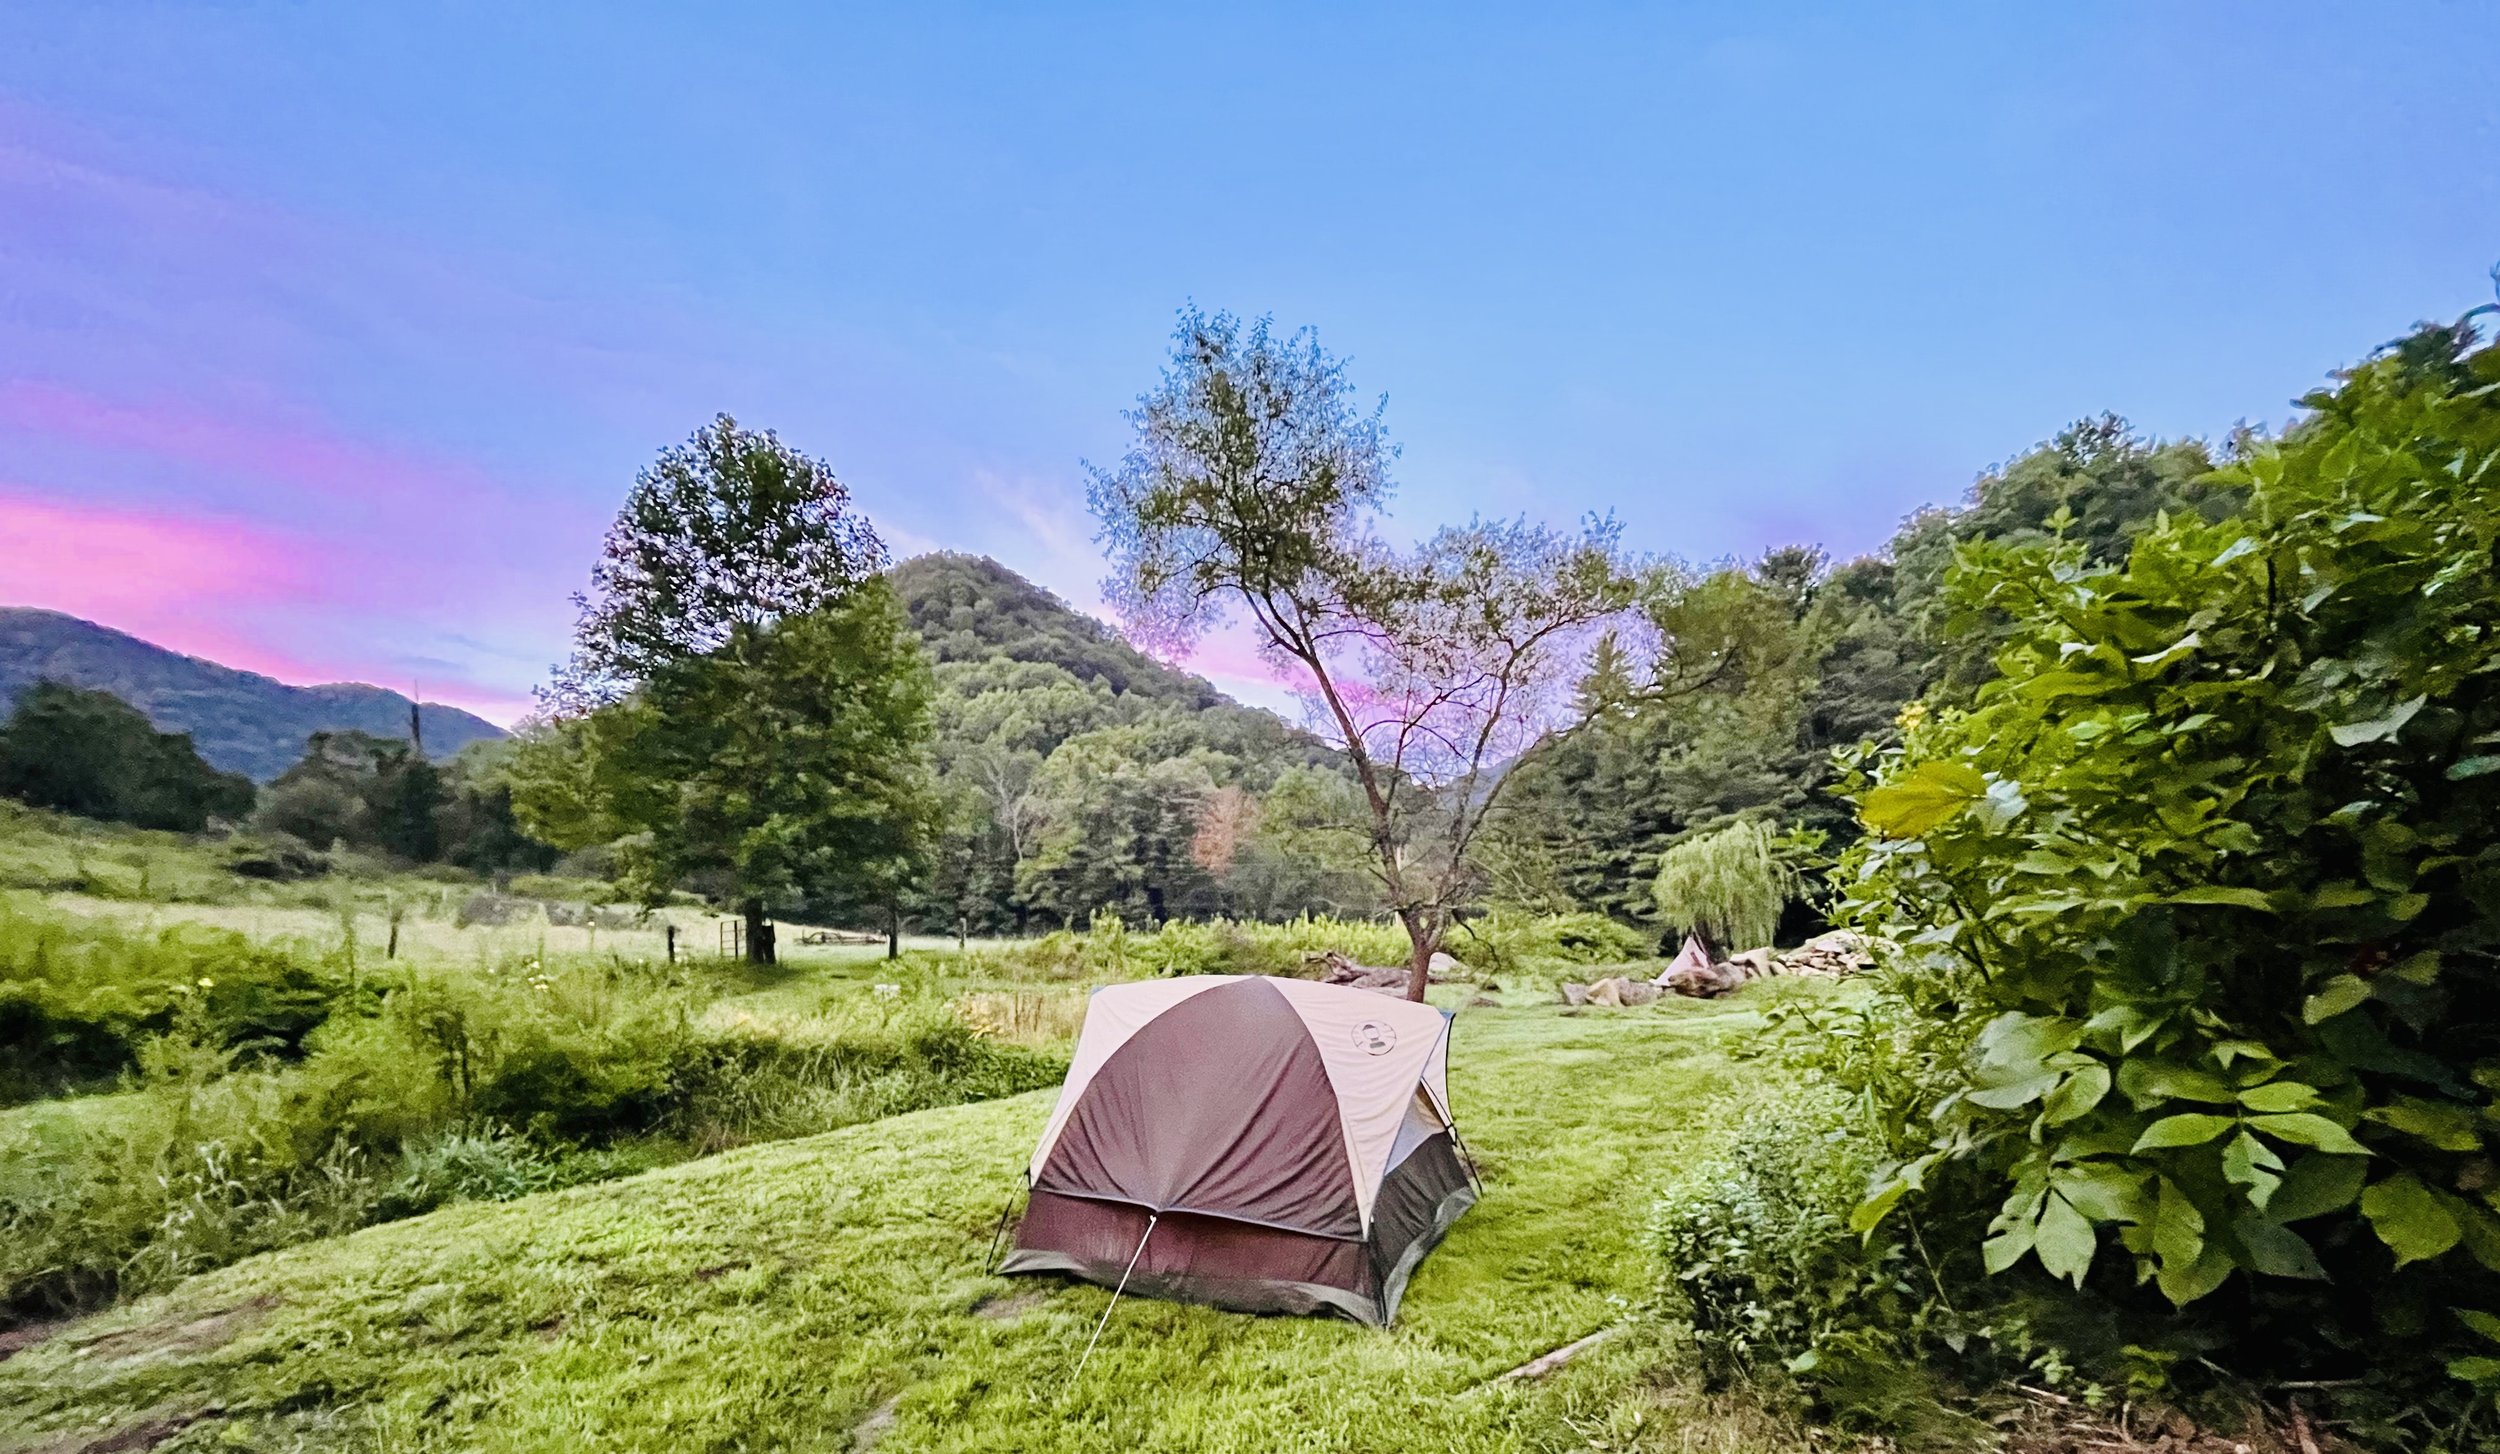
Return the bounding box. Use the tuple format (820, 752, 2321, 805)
(2, 3, 2494, 719)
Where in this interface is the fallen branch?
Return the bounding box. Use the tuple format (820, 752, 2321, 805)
(1494, 1325, 1623, 1382)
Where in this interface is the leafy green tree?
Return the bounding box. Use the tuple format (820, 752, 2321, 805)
(433, 741, 561, 875)
(1091, 307, 1635, 998)
(0, 681, 254, 831)
(1841, 308, 2500, 1408)
(1015, 726, 1221, 926)
(522, 418, 932, 962)
(560, 414, 889, 701)
(255, 729, 451, 863)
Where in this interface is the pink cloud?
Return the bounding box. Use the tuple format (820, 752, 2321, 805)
(0, 489, 326, 675)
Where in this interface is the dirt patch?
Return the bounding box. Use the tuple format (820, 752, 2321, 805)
(0, 1317, 73, 1363)
(693, 1262, 740, 1282)
(79, 1295, 278, 1366)
(851, 1394, 901, 1450)
(972, 1289, 1048, 1320)
(2000, 1387, 2347, 1454)
(531, 1315, 566, 1340)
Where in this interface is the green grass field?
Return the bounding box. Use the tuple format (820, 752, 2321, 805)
(0, 995, 1829, 1454)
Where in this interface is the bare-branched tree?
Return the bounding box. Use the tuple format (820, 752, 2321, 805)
(1090, 308, 1635, 999)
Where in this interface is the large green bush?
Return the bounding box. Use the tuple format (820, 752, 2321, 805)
(0, 904, 353, 1103)
(1840, 314, 2500, 1425)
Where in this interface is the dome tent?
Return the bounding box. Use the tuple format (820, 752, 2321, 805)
(1000, 975, 1477, 1328)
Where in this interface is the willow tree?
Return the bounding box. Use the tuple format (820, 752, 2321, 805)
(1652, 818, 1798, 953)
(1089, 308, 1634, 999)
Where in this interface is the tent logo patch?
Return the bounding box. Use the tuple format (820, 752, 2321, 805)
(1351, 1020, 1398, 1056)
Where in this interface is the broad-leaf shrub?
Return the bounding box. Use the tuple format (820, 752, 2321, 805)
(1842, 317, 2500, 1402)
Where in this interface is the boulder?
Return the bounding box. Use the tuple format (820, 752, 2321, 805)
(1314, 951, 1410, 993)
(1559, 982, 1590, 1007)
(1583, 976, 1662, 1008)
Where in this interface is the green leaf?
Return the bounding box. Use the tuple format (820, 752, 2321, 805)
(2330, 696, 2425, 747)
(1861, 761, 1989, 838)
(2159, 885, 2276, 911)
(2458, 1308, 2500, 1345)
(2448, 755, 2500, 780)
(1968, 1074, 2064, 1111)
(2233, 1214, 2326, 1280)
(2118, 1060, 2238, 1106)
(1983, 1225, 2033, 1275)
(2362, 1172, 2462, 1265)
(2134, 1114, 2236, 1151)
(2035, 1192, 2098, 1287)
(2056, 1164, 2154, 1225)
(2450, 1357, 2500, 1384)
(2237, 1081, 2322, 1113)
(2221, 1130, 2285, 1207)
(2302, 975, 2372, 1024)
(2248, 1113, 2371, 1156)
(2151, 1180, 2230, 1305)
(2041, 1064, 2113, 1126)
(2458, 1203, 2500, 1274)
(2151, 1178, 2203, 1268)
(1851, 1177, 1910, 1236)
(2367, 1098, 2483, 1152)
(2267, 1155, 2368, 1222)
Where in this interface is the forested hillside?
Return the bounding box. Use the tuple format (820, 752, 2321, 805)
(0, 609, 503, 780)
(889, 553, 1364, 933)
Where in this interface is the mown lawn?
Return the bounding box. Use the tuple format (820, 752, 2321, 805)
(0, 996, 1828, 1453)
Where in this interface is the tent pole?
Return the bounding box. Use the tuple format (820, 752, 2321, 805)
(983, 1172, 1030, 1272)
(1073, 1213, 1157, 1379)
(1446, 1121, 1486, 1196)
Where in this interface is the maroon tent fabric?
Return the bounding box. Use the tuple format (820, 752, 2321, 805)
(1002, 976, 1476, 1327)
(1036, 977, 1362, 1237)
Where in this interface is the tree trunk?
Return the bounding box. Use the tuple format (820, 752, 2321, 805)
(743, 899, 775, 966)
(1398, 907, 1438, 1003)
(886, 901, 901, 960)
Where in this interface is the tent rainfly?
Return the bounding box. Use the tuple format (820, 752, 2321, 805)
(1000, 975, 1477, 1328)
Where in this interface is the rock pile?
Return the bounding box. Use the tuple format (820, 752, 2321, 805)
(1566, 930, 1881, 1005)
(1311, 949, 1467, 994)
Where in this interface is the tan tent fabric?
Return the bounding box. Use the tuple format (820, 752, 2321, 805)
(1652, 932, 1713, 987)
(1264, 979, 1451, 1228)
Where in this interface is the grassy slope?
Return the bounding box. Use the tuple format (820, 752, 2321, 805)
(0, 998, 1821, 1454)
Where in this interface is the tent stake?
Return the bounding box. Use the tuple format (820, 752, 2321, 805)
(982, 1174, 1029, 1272)
(1073, 1213, 1157, 1380)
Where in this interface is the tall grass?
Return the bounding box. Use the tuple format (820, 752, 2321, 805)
(0, 911, 1063, 1326)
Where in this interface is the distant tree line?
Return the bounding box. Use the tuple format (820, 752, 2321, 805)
(0, 680, 557, 874)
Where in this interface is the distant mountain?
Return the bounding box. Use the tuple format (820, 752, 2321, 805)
(0, 609, 506, 781)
